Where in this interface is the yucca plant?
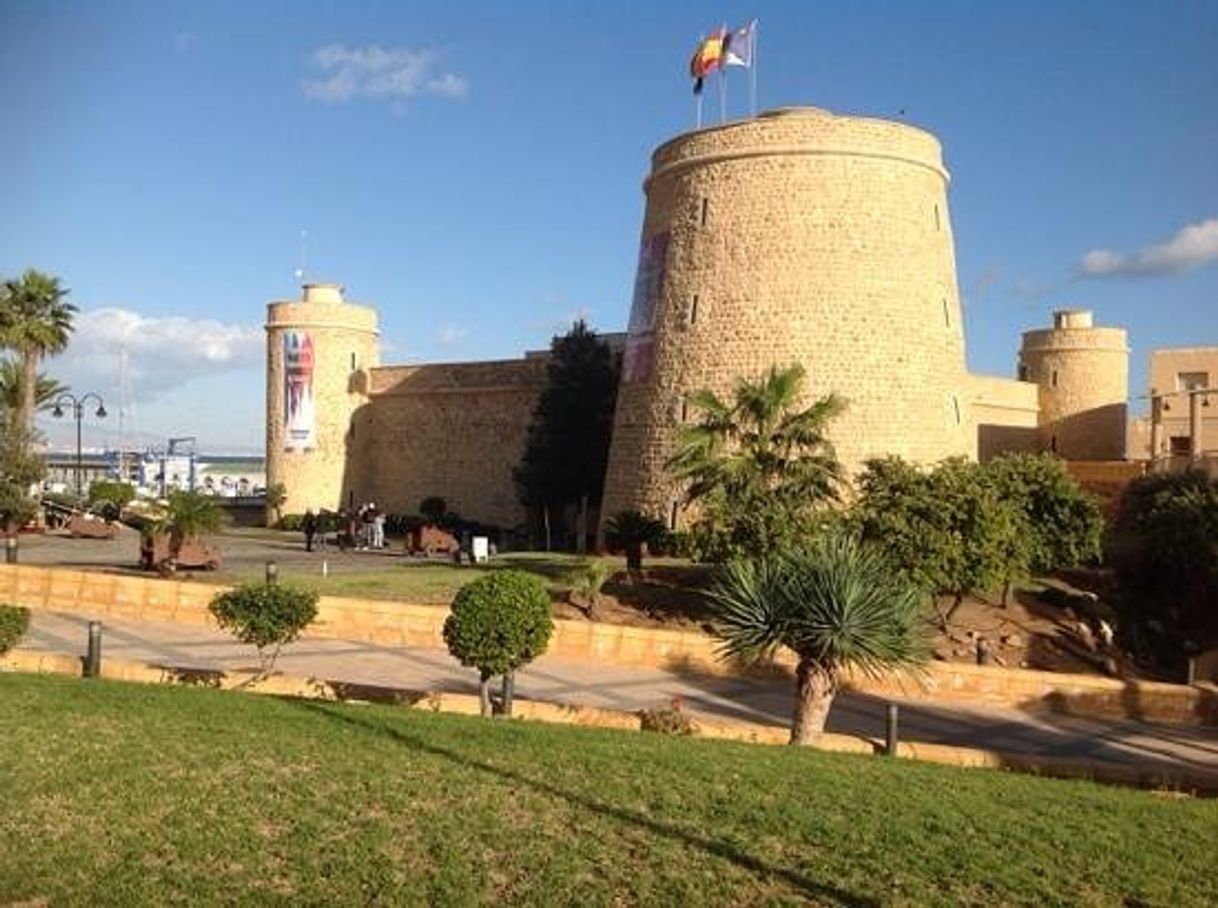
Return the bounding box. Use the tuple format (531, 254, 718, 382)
(565, 559, 615, 619)
(707, 531, 929, 745)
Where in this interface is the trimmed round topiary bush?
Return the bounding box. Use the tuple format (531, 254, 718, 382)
(443, 570, 554, 716)
(0, 604, 30, 656)
(209, 583, 319, 675)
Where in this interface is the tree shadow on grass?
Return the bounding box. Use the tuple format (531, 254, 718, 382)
(289, 698, 878, 907)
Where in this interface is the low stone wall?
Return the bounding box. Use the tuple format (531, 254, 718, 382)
(3, 564, 1215, 728)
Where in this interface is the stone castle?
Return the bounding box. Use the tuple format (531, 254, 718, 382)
(265, 106, 1130, 531)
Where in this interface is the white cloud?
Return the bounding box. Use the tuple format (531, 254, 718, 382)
(303, 43, 467, 107)
(436, 323, 468, 345)
(1078, 218, 1218, 277)
(49, 307, 262, 401)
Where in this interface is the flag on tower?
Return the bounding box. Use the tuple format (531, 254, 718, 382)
(689, 28, 725, 94)
(722, 20, 756, 68)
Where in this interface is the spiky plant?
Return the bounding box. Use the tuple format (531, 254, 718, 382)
(707, 531, 929, 745)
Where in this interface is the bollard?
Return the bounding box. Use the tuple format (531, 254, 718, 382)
(85, 620, 103, 678)
(885, 703, 899, 757)
(265, 560, 279, 586)
(4, 536, 16, 564)
(321, 559, 329, 578)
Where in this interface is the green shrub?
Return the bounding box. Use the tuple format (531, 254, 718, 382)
(639, 696, 695, 735)
(985, 453, 1103, 574)
(209, 583, 319, 674)
(277, 513, 305, 532)
(0, 604, 30, 655)
(89, 480, 135, 511)
(443, 570, 553, 716)
(0, 482, 37, 532)
(419, 496, 447, 524)
(852, 457, 1016, 626)
(663, 530, 697, 560)
(1106, 471, 1218, 672)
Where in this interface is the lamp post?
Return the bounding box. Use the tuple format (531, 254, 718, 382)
(52, 392, 107, 499)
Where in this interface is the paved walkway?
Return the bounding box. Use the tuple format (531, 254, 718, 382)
(20, 610, 1218, 777)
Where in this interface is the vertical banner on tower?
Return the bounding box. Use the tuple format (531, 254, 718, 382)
(623, 231, 669, 383)
(283, 330, 316, 451)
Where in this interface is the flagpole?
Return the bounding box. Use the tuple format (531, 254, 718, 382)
(747, 21, 757, 117)
(696, 92, 703, 129)
(719, 66, 726, 124)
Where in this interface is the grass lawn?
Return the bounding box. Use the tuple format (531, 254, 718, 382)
(218, 551, 623, 603)
(210, 545, 713, 625)
(1, 674, 1214, 906)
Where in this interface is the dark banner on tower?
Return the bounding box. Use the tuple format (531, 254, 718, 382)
(283, 330, 316, 451)
(623, 231, 669, 383)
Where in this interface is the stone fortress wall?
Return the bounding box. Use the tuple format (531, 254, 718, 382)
(599, 107, 1083, 526)
(1018, 309, 1128, 461)
(264, 107, 1131, 532)
(265, 284, 380, 518)
(349, 359, 548, 529)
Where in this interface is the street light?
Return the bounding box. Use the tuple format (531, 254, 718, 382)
(52, 392, 107, 499)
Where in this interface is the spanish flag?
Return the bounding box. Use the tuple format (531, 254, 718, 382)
(690, 28, 725, 95)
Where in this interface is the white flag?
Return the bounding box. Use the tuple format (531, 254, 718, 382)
(723, 20, 755, 68)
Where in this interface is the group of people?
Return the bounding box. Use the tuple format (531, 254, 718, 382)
(301, 502, 386, 553)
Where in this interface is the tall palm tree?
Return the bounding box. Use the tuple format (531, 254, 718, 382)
(0, 359, 68, 414)
(707, 531, 929, 745)
(0, 270, 77, 440)
(667, 364, 845, 557)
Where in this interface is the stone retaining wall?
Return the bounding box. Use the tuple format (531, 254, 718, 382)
(3, 564, 1214, 727)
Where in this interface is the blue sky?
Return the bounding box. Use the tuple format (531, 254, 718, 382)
(2, 1, 1215, 454)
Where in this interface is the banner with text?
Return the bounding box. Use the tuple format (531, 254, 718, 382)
(283, 330, 316, 451)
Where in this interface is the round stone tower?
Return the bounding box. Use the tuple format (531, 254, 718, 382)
(265, 283, 380, 520)
(600, 107, 973, 528)
(1018, 309, 1128, 460)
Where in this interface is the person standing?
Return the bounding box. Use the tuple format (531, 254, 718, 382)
(302, 509, 318, 553)
(371, 503, 385, 549)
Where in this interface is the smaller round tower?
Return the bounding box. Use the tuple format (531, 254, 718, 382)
(265, 283, 380, 520)
(1018, 309, 1128, 460)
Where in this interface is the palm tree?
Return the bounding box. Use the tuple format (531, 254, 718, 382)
(667, 364, 845, 558)
(603, 509, 668, 571)
(155, 490, 224, 571)
(707, 531, 928, 745)
(0, 270, 77, 440)
(0, 359, 68, 414)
